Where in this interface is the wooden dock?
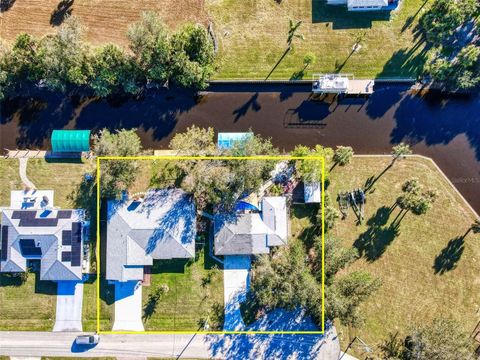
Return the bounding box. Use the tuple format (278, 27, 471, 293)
(312, 73, 375, 95)
(346, 79, 374, 95)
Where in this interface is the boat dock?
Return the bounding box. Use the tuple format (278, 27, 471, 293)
(312, 73, 374, 95)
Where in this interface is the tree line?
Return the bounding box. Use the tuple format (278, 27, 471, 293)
(0, 12, 216, 100)
(420, 0, 480, 91)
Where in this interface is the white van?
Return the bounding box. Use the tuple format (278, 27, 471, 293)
(75, 334, 100, 345)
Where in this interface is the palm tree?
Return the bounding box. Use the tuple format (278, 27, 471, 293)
(287, 20, 304, 49)
(332, 146, 354, 170)
(391, 143, 412, 164)
(464, 219, 480, 237)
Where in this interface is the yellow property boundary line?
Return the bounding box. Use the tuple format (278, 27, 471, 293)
(95, 155, 325, 335)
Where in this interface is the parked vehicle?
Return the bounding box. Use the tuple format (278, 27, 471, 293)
(75, 334, 100, 345)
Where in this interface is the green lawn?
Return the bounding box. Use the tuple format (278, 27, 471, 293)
(208, 0, 429, 79)
(26, 158, 95, 209)
(329, 156, 480, 353)
(0, 159, 23, 203)
(0, 158, 95, 331)
(0, 271, 57, 331)
(83, 275, 115, 332)
(142, 242, 224, 331)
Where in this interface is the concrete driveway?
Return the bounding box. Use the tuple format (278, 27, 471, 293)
(223, 255, 251, 331)
(53, 281, 83, 332)
(112, 280, 144, 331)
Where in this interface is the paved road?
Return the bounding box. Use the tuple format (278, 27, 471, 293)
(0, 330, 339, 359)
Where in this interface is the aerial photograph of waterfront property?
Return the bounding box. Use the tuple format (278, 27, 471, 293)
(0, 0, 479, 359)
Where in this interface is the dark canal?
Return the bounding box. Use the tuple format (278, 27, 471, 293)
(1, 84, 479, 212)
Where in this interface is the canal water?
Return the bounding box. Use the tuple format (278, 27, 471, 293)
(1, 84, 479, 212)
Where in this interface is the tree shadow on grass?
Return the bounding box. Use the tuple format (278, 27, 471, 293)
(0, 0, 16, 12)
(433, 236, 465, 275)
(50, 0, 74, 26)
(143, 286, 166, 321)
(364, 162, 393, 192)
(353, 205, 400, 261)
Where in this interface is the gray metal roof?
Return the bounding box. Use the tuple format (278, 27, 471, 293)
(106, 189, 196, 282)
(0, 209, 84, 281)
(214, 197, 288, 256)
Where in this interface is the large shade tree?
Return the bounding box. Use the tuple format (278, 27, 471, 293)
(93, 129, 142, 198)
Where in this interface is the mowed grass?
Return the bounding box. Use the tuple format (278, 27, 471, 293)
(2, 0, 429, 79)
(142, 246, 223, 331)
(0, 0, 209, 47)
(26, 158, 95, 208)
(329, 156, 480, 350)
(0, 271, 57, 331)
(83, 275, 115, 332)
(0, 159, 23, 204)
(208, 0, 429, 79)
(0, 158, 94, 331)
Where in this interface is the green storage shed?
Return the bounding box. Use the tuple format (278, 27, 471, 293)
(51, 130, 91, 153)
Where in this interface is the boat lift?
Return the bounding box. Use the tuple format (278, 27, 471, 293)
(337, 188, 366, 223)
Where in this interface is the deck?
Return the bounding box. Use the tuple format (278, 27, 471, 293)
(312, 73, 375, 95)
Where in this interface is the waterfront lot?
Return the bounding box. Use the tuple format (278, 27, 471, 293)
(1, 0, 429, 79)
(330, 157, 480, 352)
(0, 158, 94, 331)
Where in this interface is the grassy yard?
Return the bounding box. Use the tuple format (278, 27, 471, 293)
(0, 159, 23, 204)
(83, 275, 115, 332)
(0, 0, 209, 47)
(26, 158, 95, 209)
(208, 0, 430, 79)
(1, 0, 429, 79)
(0, 271, 57, 331)
(329, 156, 480, 353)
(0, 158, 95, 330)
(142, 244, 224, 331)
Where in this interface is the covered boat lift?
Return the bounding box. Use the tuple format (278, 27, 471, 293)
(51, 130, 91, 154)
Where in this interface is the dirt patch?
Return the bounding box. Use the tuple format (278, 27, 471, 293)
(0, 0, 209, 46)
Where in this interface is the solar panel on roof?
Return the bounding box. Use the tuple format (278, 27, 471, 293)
(19, 239, 42, 256)
(61, 251, 71, 262)
(19, 217, 58, 227)
(1, 226, 8, 261)
(62, 230, 72, 245)
(11, 211, 36, 220)
(57, 210, 72, 219)
(71, 248, 81, 266)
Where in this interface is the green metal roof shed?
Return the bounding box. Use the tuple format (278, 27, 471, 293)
(51, 130, 91, 153)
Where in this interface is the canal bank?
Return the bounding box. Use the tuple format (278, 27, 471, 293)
(1, 83, 479, 212)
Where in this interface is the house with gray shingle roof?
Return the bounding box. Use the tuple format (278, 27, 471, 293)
(0, 208, 85, 281)
(214, 196, 288, 256)
(106, 188, 196, 282)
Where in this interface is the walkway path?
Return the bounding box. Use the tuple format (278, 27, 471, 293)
(18, 158, 35, 189)
(53, 281, 84, 332)
(223, 255, 251, 331)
